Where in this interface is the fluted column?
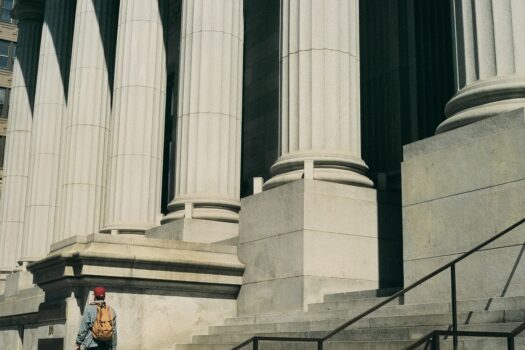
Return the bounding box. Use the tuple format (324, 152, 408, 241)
(264, 0, 373, 190)
(103, 0, 167, 233)
(438, 0, 525, 133)
(21, 0, 75, 261)
(0, 0, 44, 270)
(163, 0, 243, 223)
(55, 0, 118, 242)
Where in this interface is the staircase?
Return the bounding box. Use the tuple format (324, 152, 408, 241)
(177, 288, 525, 349)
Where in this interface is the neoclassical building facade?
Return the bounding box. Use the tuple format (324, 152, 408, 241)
(0, 0, 524, 349)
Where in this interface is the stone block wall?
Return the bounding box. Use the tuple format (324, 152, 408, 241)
(402, 109, 525, 303)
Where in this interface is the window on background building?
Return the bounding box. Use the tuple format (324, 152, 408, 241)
(0, 136, 5, 167)
(0, 41, 9, 69)
(0, 87, 9, 118)
(0, 0, 14, 23)
(0, 40, 15, 70)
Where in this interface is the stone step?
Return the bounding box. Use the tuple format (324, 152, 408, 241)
(308, 296, 402, 313)
(211, 308, 524, 335)
(195, 322, 523, 345)
(224, 295, 525, 327)
(323, 287, 402, 302)
(179, 336, 525, 350)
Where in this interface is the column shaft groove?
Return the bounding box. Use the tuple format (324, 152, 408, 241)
(21, 0, 75, 261)
(163, 0, 244, 223)
(264, 0, 372, 190)
(0, 2, 44, 269)
(56, 0, 118, 241)
(104, 0, 167, 233)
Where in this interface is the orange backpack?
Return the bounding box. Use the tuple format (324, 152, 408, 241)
(91, 304, 113, 341)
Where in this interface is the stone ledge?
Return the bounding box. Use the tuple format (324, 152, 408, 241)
(403, 108, 525, 160)
(50, 233, 238, 254)
(28, 234, 245, 299)
(0, 288, 44, 318)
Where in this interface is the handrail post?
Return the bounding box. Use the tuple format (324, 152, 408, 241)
(318, 340, 323, 350)
(508, 336, 515, 350)
(253, 338, 258, 350)
(432, 334, 440, 350)
(450, 264, 458, 350)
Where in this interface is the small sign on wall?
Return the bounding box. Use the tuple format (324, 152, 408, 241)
(38, 338, 63, 350)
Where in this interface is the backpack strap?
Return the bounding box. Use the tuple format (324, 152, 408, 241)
(96, 305, 102, 323)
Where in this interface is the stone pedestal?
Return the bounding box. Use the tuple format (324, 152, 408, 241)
(237, 179, 401, 315)
(403, 108, 525, 303)
(438, 0, 525, 132)
(22, 234, 243, 349)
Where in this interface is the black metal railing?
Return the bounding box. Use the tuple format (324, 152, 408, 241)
(231, 218, 525, 350)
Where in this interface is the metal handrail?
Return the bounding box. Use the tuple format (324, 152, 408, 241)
(231, 218, 525, 350)
(231, 336, 323, 350)
(407, 321, 525, 350)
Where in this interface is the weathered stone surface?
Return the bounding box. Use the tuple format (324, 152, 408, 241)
(237, 180, 401, 315)
(0, 234, 246, 350)
(402, 108, 525, 303)
(30, 234, 244, 297)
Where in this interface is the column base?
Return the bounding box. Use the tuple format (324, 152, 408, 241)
(439, 76, 525, 133)
(100, 223, 157, 235)
(263, 151, 374, 190)
(163, 196, 240, 223)
(0, 268, 13, 295)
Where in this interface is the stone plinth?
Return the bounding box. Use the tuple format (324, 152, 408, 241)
(23, 234, 244, 349)
(402, 108, 525, 304)
(237, 179, 401, 315)
(147, 218, 238, 245)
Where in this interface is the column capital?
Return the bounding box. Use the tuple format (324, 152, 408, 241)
(12, 0, 44, 21)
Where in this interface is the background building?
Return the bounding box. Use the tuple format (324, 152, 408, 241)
(0, 0, 17, 193)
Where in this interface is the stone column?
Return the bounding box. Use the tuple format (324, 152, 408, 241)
(264, 0, 373, 190)
(163, 0, 243, 223)
(438, 0, 525, 133)
(0, 0, 44, 272)
(103, 0, 167, 234)
(55, 0, 118, 242)
(21, 0, 75, 261)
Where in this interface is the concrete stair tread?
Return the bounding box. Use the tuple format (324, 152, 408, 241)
(196, 322, 524, 344)
(212, 308, 525, 335)
(307, 296, 403, 313)
(323, 287, 403, 302)
(181, 294, 525, 350)
(224, 295, 525, 327)
(179, 337, 525, 350)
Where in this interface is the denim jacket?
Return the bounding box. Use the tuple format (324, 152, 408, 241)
(76, 301, 117, 349)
